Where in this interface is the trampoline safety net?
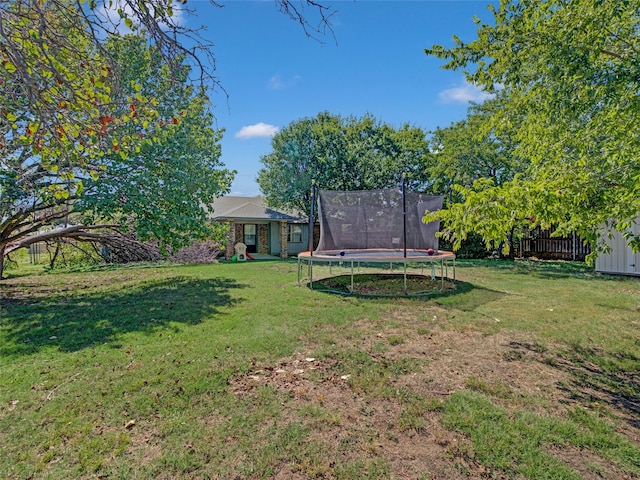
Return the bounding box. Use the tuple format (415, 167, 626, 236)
(315, 189, 444, 252)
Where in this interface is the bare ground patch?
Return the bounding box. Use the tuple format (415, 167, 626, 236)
(227, 314, 637, 479)
(546, 444, 635, 480)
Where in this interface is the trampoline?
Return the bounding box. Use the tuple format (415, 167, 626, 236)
(298, 249, 455, 295)
(297, 178, 456, 296)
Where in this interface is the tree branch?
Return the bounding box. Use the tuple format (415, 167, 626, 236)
(4, 223, 120, 253)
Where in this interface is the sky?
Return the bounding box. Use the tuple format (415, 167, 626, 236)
(181, 0, 496, 196)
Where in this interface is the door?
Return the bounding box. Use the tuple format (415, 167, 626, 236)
(244, 224, 257, 253)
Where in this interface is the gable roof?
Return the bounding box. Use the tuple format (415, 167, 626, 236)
(210, 196, 307, 223)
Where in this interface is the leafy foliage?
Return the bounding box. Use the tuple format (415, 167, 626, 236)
(257, 112, 432, 215)
(1, 30, 233, 277)
(427, 98, 526, 196)
(425, 0, 640, 257)
(78, 35, 235, 251)
(0, 0, 195, 197)
(0, 0, 214, 278)
(439, 232, 489, 259)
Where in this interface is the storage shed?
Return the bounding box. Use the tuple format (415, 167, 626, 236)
(595, 219, 640, 276)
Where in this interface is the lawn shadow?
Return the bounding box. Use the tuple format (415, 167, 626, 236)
(555, 345, 640, 422)
(308, 275, 507, 310)
(512, 342, 640, 429)
(431, 281, 507, 311)
(482, 259, 599, 280)
(0, 276, 244, 357)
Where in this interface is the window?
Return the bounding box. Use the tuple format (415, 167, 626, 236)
(287, 224, 303, 243)
(244, 224, 257, 247)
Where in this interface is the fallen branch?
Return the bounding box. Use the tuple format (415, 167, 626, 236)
(4, 224, 120, 254)
(5, 225, 163, 266)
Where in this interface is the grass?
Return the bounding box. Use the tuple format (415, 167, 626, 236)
(1, 257, 640, 479)
(443, 391, 640, 479)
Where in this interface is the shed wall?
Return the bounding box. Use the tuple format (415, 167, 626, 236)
(595, 219, 640, 276)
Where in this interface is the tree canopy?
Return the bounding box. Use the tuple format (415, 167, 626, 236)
(0, 32, 235, 277)
(425, 0, 640, 256)
(426, 97, 526, 196)
(78, 34, 235, 247)
(1, 0, 207, 187)
(1, 0, 337, 277)
(257, 112, 432, 216)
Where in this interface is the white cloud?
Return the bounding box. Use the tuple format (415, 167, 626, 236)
(438, 81, 494, 104)
(268, 74, 301, 90)
(235, 122, 279, 139)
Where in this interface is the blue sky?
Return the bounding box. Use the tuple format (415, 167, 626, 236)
(184, 1, 496, 196)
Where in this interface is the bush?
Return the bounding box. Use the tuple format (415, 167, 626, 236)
(439, 232, 490, 259)
(169, 240, 223, 264)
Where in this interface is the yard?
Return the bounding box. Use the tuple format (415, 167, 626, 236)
(1, 258, 639, 479)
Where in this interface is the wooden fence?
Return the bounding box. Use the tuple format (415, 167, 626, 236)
(514, 227, 591, 261)
(28, 242, 47, 264)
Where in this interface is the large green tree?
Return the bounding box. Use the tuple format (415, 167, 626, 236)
(257, 112, 432, 215)
(427, 97, 525, 195)
(0, 33, 235, 277)
(0, 0, 336, 277)
(78, 34, 235, 248)
(425, 0, 640, 257)
(426, 97, 530, 257)
(1, 0, 208, 186)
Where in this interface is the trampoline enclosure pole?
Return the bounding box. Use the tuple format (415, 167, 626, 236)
(309, 180, 316, 255)
(402, 173, 407, 258)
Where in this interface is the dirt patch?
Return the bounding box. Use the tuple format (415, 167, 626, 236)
(231, 353, 470, 479)
(311, 273, 457, 297)
(228, 320, 614, 478)
(546, 444, 634, 480)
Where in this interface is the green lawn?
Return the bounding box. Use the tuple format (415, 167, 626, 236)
(1, 258, 639, 479)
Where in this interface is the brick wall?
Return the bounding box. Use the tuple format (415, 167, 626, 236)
(257, 224, 269, 254)
(234, 223, 244, 241)
(225, 222, 246, 259)
(224, 222, 281, 257)
(279, 221, 288, 258)
(225, 221, 236, 259)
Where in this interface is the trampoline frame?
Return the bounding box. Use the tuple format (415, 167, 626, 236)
(297, 249, 456, 296)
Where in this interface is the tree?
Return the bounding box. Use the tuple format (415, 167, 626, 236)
(1, 0, 337, 277)
(78, 34, 235, 249)
(425, 0, 640, 257)
(257, 112, 432, 216)
(425, 98, 530, 257)
(1, 0, 206, 189)
(427, 98, 525, 196)
(0, 33, 235, 277)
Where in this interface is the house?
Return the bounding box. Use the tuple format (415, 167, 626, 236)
(209, 196, 309, 259)
(595, 219, 640, 276)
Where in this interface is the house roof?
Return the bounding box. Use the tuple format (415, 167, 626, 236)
(209, 196, 307, 223)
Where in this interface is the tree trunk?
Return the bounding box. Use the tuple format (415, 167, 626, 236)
(50, 242, 61, 270)
(506, 227, 516, 260)
(0, 243, 6, 280)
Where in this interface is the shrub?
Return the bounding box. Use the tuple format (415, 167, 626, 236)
(439, 232, 489, 259)
(169, 240, 223, 264)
